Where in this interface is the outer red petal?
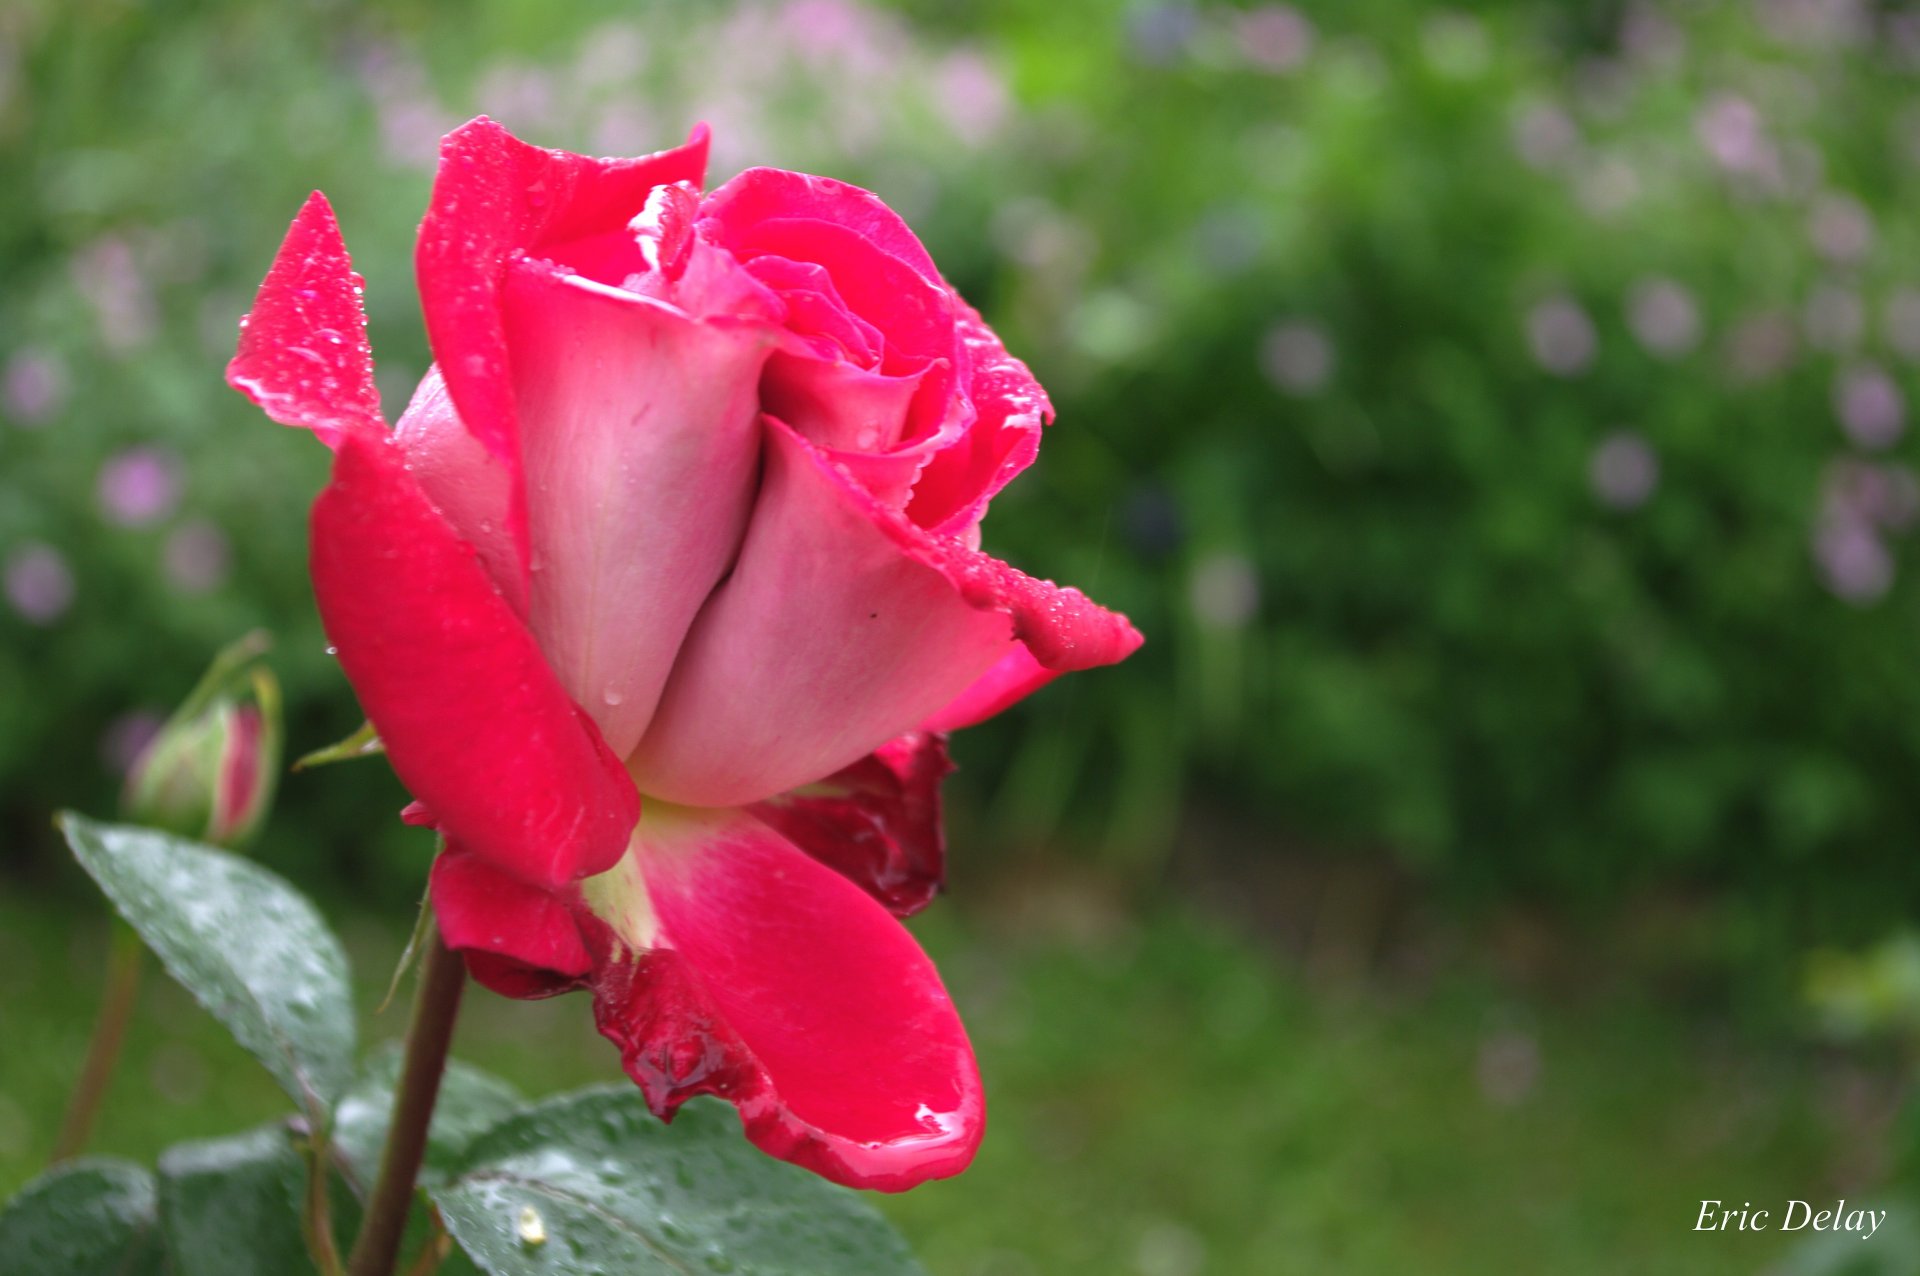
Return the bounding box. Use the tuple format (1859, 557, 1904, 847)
(431, 841, 591, 998)
(748, 732, 952, 917)
(906, 298, 1052, 533)
(415, 118, 711, 582)
(311, 431, 639, 889)
(584, 806, 983, 1191)
(226, 191, 382, 447)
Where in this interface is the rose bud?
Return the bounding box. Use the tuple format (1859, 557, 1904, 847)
(123, 635, 281, 849)
(226, 119, 1141, 1191)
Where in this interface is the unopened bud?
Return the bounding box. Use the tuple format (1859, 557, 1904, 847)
(122, 633, 280, 848)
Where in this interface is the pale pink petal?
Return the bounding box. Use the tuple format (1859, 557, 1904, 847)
(629, 416, 1140, 806)
(505, 259, 775, 756)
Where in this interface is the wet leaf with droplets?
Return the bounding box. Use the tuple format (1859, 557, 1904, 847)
(431, 1090, 924, 1276)
(332, 1044, 524, 1193)
(156, 1124, 312, 1275)
(0, 1159, 166, 1276)
(58, 814, 356, 1113)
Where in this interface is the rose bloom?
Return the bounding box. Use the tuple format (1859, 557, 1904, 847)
(228, 119, 1140, 1190)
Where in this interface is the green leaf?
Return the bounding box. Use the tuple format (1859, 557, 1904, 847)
(0, 1158, 166, 1276)
(157, 1124, 313, 1275)
(333, 1046, 524, 1193)
(58, 813, 356, 1112)
(431, 1090, 924, 1276)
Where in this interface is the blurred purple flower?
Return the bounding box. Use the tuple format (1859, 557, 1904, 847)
(1724, 309, 1799, 383)
(1128, 4, 1198, 66)
(1260, 320, 1334, 395)
(163, 521, 232, 594)
(1621, 3, 1685, 67)
(1189, 552, 1260, 630)
(1803, 284, 1865, 353)
(1695, 94, 1778, 180)
(96, 447, 183, 528)
(1834, 363, 1906, 451)
(935, 51, 1011, 148)
(1815, 517, 1894, 604)
(1235, 5, 1313, 73)
(1756, 0, 1871, 48)
(1809, 193, 1873, 266)
(2, 347, 68, 426)
(1626, 278, 1701, 358)
(1590, 431, 1660, 510)
(1526, 295, 1597, 376)
(1823, 458, 1920, 532)
(70, 237, 156, 352)
(5, 543, 75, 625)
(475, 63, 558, 133)
(1511, 99, 1580, 172)
(100, 711, 164, 778)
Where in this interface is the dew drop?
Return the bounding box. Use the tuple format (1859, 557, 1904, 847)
(602, 685, 625, 707)
(516, 1205, 547, 1246)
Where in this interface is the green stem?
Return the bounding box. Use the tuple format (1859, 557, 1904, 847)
(51, 923, 143, 1163)
(346, 923, 466, 1276)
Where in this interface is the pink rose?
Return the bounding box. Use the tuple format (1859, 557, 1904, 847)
(228, 118, 1140, 1190)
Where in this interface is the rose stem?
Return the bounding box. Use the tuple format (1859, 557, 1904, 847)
(347, 922, 466, 1276)
(51, 922, 144, 1163)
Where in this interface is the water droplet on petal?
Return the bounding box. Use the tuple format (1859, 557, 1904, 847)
(516, 1205, 547, 1246)
(602, 686, 625, 707)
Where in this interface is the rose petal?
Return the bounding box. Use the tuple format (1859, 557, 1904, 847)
(416, 117, 711, 583)
(629, 416, 1141, 806)
(226, 191, 381, 447)
(431, 841, 591, 998)
(582, 805, 983, 1191)
(748, 732, 952, 917)
(506, 260, 774, 757)
(392, 367, 524, 613)
(700, 168, 941, 283)
(311, 431, 639, 888)
(906, 298, 1052, 533)
(922, 643, 1057, 732)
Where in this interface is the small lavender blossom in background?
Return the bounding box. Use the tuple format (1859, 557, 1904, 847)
(1823, 458, 1920, 533)
(1814, 517, 1894, 604)
(4, 543, 75, 625)
(1808, 193, 1874, 266)
(1260, 321, 1334, 395)
(1724, 310, 1798, 383)
(1234, 4, 1312, 74)
(1834, 363, 1906, 450)
(1188, 552, 1261, 630)
(1626, 277, 1701, 358)
(1694, 93, 1771, 175)
(100, 711, 165, 778)
(1589, 431, 1660, 510)
(934, 51, 1011, 147)
(1, 346, 68, 426)
(163, 520, 232, 594)
(1510, 98, 1580, 171)
(1526, 295, 1596, 376)
(1620, 2, 1685, 67)
(70, 237, 156, 353)
(96, 447, 183, 528)
(1803, 285, 1865, 353)
(1128, 4, 1198, 67)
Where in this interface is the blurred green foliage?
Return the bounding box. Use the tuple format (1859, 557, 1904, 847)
(6, 0, 1920, 942)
